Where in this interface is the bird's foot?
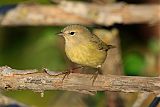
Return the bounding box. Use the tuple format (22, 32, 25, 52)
(62, 66, 84, 81)
(62, 70, 72, 81)
(90, 70, 99, 86)
(55, 66, 84, 82)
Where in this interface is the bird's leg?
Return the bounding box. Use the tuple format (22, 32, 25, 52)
(90, 67, 102, 85)
(70, 66, 84, 71)
(61, 70, 71, 81)
(62, 66, 84, 81)
(90, 71, 99, 85)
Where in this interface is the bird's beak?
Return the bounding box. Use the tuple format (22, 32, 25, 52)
(57, 32, 64, 36)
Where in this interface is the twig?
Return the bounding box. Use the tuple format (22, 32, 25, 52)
(1, 3, 159, 26)
(0, 66, 160, 95)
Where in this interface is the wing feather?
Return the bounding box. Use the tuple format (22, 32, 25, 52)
(90, 34, 115, 51)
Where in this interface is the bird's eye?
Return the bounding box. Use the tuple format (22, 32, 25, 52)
(69, 32, 75, 36)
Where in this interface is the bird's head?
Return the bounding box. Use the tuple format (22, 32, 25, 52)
(58, 25, 92, 44)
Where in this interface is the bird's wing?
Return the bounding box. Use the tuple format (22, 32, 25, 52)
(90, 34, 115, 51)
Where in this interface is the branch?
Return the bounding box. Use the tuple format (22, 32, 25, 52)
(0, 66, 160, 95)
(1, 2, 159, 26)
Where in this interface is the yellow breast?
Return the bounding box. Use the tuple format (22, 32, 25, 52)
(65, 43, 107, 68)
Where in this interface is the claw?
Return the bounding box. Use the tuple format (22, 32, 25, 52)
(90, 67, 102, 85)
(90, 71, 99, 85)
(62, 71, 71, 81)
(56, 66, 84, 82)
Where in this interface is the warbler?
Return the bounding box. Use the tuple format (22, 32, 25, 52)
(58, 25, 115, 83)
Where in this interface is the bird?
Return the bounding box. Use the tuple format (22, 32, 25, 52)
(58, 24, 115, 84)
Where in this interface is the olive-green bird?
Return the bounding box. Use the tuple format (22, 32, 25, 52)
(58, 25, 115, 82)
(58, 24, 114, 68)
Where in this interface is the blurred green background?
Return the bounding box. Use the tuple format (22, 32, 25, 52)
(0, 27, 67, 70)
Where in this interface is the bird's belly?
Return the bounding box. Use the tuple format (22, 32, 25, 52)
(65, 44, 107, 68)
